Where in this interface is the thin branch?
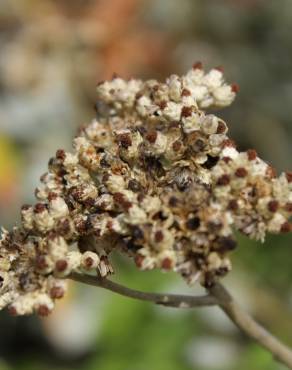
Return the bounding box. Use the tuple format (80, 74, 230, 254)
(70, 272, 292, 369)
(209, 283, 292, 369)
(69, 272, 217, 308)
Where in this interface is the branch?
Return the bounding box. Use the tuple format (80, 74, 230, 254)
(70, 273, 292, 369)
(69, 272, 217, 308)
(209, 283, 292, 369)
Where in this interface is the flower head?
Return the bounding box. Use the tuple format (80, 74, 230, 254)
(1, 64, 291, 315)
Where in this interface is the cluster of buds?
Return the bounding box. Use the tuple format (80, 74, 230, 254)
(1, 64, 291, 315)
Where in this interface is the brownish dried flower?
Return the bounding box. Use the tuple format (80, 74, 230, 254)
(0, 65, 291, 315)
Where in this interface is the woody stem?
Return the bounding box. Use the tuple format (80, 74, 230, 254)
(70, 273, 292, 369)
(69, 272, 217, 307)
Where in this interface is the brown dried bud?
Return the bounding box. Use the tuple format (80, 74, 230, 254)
(168, 196, 178, 207)
(281, 222, 291, 233)
(21, 204, 31, 211)
(266, 166, 277, 179)
(118, 133, 132, 149)
(161, 258, 173, 270)
(84, 257, 94, 268)
(50, 286, 65, 299)
(285, 202, 292, 213)
(134, 254, 145, 268)
(247, 149, 257, 161)
(145, 130, 158, 144)
(37, 305, 51, 317)
(216, 121, 227, 134)
(222, 156, 232, 163)
(56, 149, 66, 161)
(193, 61, 203, 70)
(228, 199, 239, 211)
(181, 88, 191, 97)
(267, 200, 279, 213)
(222, 139, 236, 148)
(154, 230, 164, 243)
(48, 192, 58, 201)
(285, 172, 292, 183)
(231, 83, 240, 93)
(217, 174, 231, 186)
(113, 192, 132, 210)
(181, 106, 193, 118)
(235, 167, 248, 178)
(55, 260, 68, 272)
(215, 65, 224, 72)
(34, 203, 47, 213)
(8, 306, 18, 316)
(158, 100, 167, 110)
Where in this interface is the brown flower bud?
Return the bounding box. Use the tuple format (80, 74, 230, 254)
(50, 286, 65, 299)
(55, 260, 68, 273)
(235, 167, 248, 178)
(267, 200, 279, 213)
(37, 305, 51, 317)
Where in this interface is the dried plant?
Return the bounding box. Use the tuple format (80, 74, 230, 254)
(1, 64, 292, 367)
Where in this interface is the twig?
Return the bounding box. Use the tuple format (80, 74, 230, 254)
(209, 283, 292, 369)
(70, 273, 292, 369)
(69, 272, 217, 308)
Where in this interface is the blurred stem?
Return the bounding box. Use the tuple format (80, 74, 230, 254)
(70, 272, 292, 368)
(209, 283, 292, 369)
(69, 272, 217, 307)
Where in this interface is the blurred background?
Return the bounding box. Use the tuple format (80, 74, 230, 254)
(0, 0, 292, 369)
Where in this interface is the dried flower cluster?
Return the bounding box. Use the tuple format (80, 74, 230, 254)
(1, 64, 292, 316)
